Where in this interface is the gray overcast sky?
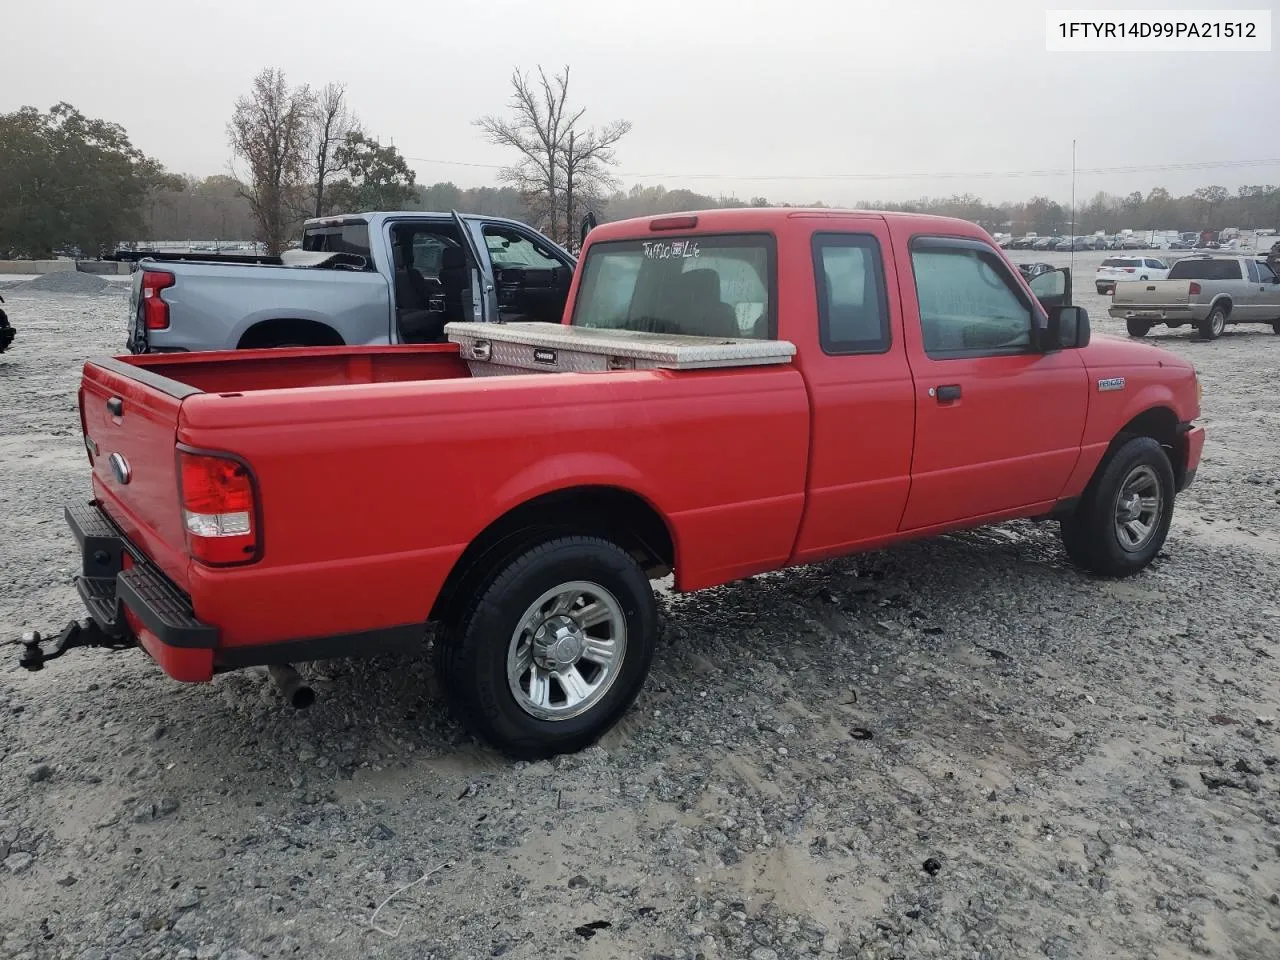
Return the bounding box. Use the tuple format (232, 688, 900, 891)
(5, 0, 1278, 204)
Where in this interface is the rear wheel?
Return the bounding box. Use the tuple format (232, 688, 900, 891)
(1125, 318, 1152, 337)
(1198, 305, 1226, 340)
(437, 535, 658, 759)
(238, 319, 343, 350)
(1059, 436, 1175, 577)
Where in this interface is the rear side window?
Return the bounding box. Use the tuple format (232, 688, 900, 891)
(571, 234, 774, 340)
(1168, 259, 1242, 280)
(302, 221, 373, 263)
(812, 233, 890, 354)
(1144, 259, 1164, 269)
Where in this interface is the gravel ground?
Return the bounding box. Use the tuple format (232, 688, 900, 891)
(2, 261, 1280, 960)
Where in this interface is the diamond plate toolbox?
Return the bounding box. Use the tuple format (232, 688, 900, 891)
(445, 321, 796, 377)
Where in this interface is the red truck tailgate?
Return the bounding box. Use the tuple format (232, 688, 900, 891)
(80, 360, 191, 591)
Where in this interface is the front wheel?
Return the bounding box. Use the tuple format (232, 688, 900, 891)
(1059, 436, 1175, 577)
(1126, 318, 1152, 337)
(1198, 305, 1226, 340)
(437, 536, 658, 759)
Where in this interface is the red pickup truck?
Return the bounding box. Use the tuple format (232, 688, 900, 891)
(38, 208, 1204, 759)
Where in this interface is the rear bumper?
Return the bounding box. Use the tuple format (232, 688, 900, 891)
(1107, 304, 1198, 323)
(65, 501, 423, 681)
(66, 502, 217, 681)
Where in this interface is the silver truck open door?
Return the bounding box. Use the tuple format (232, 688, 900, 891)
(451, 210, 497, 322)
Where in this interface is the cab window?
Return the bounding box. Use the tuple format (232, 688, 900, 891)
(910, 242, 1033, 358)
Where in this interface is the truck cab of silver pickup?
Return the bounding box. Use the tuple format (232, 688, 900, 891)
(127, 211, 578, 354)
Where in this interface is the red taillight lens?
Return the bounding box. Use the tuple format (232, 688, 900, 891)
(141, 270, 175, 330)
(178, 451, 259, 565)
(1123, 267, 1135, 272)
(1188, 282, 1201, 295)
(649, 215, 699, 231)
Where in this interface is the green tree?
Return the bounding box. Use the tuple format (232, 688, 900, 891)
(327, 133, 417, 212)
(0, 102, 177, 258)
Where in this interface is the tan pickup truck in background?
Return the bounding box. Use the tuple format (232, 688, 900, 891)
(1110, 254, 1280, 340)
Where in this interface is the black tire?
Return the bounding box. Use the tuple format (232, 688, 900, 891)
(1125, 318, 1152, 338)
(437, 535, 658, 760)
(1272, 321, 1280, 335)
(1198, 305, 1226, 340)
(1059, 436, 1175, 577)
(1096, 284, 1110, 295)
(238, 319, 343, 350)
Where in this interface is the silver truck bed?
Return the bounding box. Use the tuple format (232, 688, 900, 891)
(445, 321, 796, 376)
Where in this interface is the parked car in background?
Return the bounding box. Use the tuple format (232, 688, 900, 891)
(120, 211, 581, 354)
(1110, 254, 1280, 339)
(1095, 256, 1170, 295)
(1033, 237, 1057, 250)
(1017, 262, 1058, 283)
(1093, 236, 1109, 250)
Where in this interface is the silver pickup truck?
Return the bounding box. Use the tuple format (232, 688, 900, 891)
(124, 210, 579, 353)
(1109, 254, 1280, 341)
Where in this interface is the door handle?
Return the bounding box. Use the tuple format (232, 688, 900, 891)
(934, 384, 962, 403)
(106, 397, 123, 417)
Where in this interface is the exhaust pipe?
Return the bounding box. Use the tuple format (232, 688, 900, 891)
(268, 664, 315, 709)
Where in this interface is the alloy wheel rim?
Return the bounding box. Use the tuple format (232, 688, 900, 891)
(506, 581, 627, 721)
(1113, 464, 1162, 552)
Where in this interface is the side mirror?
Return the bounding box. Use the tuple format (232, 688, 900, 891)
(1044, 305, 1090, 351)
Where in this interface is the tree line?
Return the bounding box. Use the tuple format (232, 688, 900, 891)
(2, 66, 1279, 258)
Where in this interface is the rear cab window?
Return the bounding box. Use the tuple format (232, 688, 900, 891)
(301, 220, 374, 267)
(571, 234, 774, 340)
(812, 234, 890, 354)
(1167, 259, 1242, 281)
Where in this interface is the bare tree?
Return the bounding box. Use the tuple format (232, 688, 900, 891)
(475, 65, 629, 245)
(227, 68, 314, 253)
(560, 120, 630, 243)
(308, 82, 360, 218)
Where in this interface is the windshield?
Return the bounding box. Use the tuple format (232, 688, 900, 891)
(570, 234, 773, 339)
(1168, 259, 1241, 281)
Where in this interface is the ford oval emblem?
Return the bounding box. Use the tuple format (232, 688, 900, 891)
(108, 452, 132, 485)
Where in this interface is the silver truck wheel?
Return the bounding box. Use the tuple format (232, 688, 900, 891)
(1199, 306, 1226, 340)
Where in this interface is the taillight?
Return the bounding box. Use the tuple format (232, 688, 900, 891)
(141, 271, 175, 330)
(1123, 267, 1135, 272)
(178, 450, 259, 565)
(1188, 282, 1201, 295)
